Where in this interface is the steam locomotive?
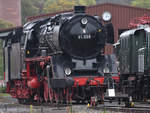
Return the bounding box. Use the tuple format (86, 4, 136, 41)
(0, 6, 118, 104)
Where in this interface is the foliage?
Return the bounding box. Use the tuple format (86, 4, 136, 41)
(131, 0, 150, 9)
(76, 0, 96, 6)
(0, 19, 14, 29)
(43, 0, 75, 13)
(0, 87, 6, 93)
(21, 0, 96, 23)
(21, 0, 39, 24)
(31, 0, 47, 14)
(43, 0, 96, 13)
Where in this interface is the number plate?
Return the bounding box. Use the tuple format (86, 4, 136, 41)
(108, 89, 115, 97)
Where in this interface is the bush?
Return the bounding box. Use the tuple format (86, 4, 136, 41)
(0, 86, 6, 93)
(0, 81, 6, 93)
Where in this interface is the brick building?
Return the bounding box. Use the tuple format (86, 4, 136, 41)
(0, 0, 21, 26)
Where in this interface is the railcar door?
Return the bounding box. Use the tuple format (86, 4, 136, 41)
(3, 40, 21, 81)
(145, 31, 150, 73)
(134, 30, 146, 73)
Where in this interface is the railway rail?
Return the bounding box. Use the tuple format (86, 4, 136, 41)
(90, 102, 150, 113)
(1, 96, 150, 113)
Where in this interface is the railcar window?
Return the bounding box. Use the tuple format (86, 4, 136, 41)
(124, 39, 125, 49)
(123, 39, 125, 49)
(140, 31, 146, 48)
(124, 38, 127, 49)
(136, 40, 138, 47)
(21, 33, 26, 47)
(121, 39, 123, 49)
(126, 38, 128, 48)
(120, 40, 122, 48)
(143, 32, 146, 47)
(122, 39, 123, 49)
(2, 40, 6, 47)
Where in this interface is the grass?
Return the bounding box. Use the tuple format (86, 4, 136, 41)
(0, 93, 10, 97)
(0, 86, 6, 93)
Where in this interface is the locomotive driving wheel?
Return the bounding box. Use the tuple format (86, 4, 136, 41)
(66, 88, 72, 104)
(54, 91, 59, 104)
(49, 88, 54, 103)
(54, 89, 64, 104)
(43, 80, 49, 102)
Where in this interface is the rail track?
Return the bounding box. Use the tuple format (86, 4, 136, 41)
(1, 96, 150, 113)
(90, 102, 150, 113)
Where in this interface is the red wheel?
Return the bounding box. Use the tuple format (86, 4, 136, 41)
(43, 80, 49, 102)
(54, 92, 59, 104)
(66, 88, 72, 104)
(49, 88, 54, 103)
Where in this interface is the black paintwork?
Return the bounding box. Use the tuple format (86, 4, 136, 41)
(59, 14, 105, 59)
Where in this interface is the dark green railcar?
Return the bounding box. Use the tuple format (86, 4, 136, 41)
(116, 26, 150, 102)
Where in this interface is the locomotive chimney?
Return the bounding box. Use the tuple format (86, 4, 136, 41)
(74, 6, 86, 13)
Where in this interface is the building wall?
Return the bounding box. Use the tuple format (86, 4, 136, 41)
(86, 3, 150, 54)
(0, 0, 21, 26)
(86, 3, 150, 42)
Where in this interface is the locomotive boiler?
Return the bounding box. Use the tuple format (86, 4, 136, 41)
(0, 6, 118, 104)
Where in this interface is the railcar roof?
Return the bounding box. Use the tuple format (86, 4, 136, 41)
(145, 27, 150, 33)
(120, 26, 150, 39)
(120, 29, 136, 39)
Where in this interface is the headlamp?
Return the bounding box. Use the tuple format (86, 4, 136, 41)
(81, 18, 88, 25)
(103, 67, 110, 73)
(65, 68, 71, 75)
(102, 11, 112, 22)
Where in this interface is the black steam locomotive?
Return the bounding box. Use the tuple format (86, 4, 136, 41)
(0, 6, 117, 104)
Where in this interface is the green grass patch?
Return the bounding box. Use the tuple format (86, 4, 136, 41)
(0, 86, 6, 93)
(0, 93, 10, 97)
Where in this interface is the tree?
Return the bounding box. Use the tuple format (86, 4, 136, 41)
(0, 19, 14, 29)
(43, 0, 76, 13)
(21, 0, 96, 23)
(131, 0, 150, 9)
(31, 0, 47, 14)
(21, 0, 39, 24)
(76, 0, 96, 6)
(43, 0, 96, 13)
